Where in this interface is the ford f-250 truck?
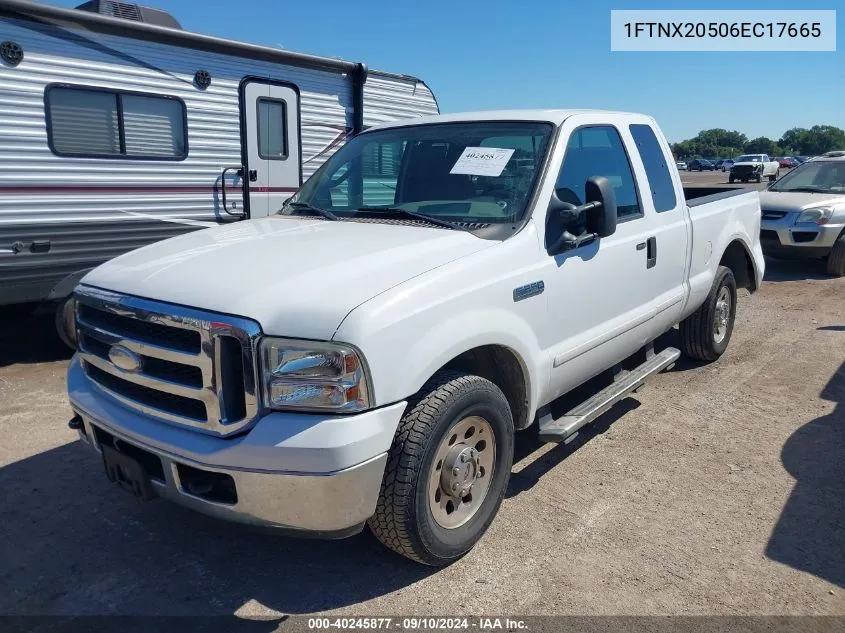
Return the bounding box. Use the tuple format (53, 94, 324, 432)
(66, 110, 764, 565)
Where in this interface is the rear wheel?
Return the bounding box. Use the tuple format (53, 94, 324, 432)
(728, 175, 735, 184)
(827, 233, 845, 277)
(680, 266, 737, 362)
(368, 371, 514, 565)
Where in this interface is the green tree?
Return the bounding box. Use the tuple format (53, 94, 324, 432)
(744, 137, 781, 156)
(778, 127, 808, 154)
(778, 125, 845, 155)
(800, 126, 845, 155)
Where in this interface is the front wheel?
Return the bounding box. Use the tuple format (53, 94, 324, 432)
(728, 175, 735, 183)
(827, 233, 845, 277)
(679, 265, 737, 362)
(368, 371, 514, 565)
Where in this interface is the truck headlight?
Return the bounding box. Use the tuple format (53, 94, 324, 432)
(796, 207, 834, 225)
(259, 338, 372, 412)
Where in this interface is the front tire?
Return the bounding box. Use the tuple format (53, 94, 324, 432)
(368, 371, 514, 566)
(679, 266, 737, 362)
(827, 233, 845, 277)
(728, 175, 735, 183)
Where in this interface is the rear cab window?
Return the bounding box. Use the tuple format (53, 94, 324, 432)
(629, 123, 677, 212)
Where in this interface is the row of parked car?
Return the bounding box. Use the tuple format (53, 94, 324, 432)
(676, 156, 812, 173)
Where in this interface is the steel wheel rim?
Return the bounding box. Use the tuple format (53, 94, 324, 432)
(427, 415, 496, 529)
(713, 286, 731, 344)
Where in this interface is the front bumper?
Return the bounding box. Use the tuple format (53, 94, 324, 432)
(730, 168, 762, 180)
(760, 214, 844, 258)
(68, 357, 406, 536)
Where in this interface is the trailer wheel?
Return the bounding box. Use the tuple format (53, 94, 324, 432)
(827, 233, 845, 277)
(54, 296, 77, 350)
(679, 265, 737, 362)
(728, 175, 735, 184)
(768, 172, 777, 182)
(368, 371, 514, 566)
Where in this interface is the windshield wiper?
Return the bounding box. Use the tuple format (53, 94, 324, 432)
(283, 201, 339, 221)
(777, 186, 828, 193)
(355, 206, 469, 231)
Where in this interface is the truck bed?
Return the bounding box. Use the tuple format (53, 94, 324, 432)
(683, 186, 758, 207)
(683, 186, 759, 207)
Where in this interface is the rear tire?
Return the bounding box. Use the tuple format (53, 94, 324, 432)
(827, 233, 845, 277)
(368, 371, 514, 566)
(729, 176, 735, 184)
(680, 266, 737, 362)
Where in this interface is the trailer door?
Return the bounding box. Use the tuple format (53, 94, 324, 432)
(240, 79, 301, 218)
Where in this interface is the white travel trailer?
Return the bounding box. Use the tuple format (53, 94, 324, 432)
(0, 0, 438, 342)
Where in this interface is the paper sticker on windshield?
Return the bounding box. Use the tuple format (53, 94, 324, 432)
(450, 147, 515, 177)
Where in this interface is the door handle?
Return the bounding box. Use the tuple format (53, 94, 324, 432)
(221, 165, 246, 218)
(646, 237, 657, 269)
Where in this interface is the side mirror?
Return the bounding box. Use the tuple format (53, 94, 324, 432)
(545, 176, 617, 254)
(585, 176, 617, 238)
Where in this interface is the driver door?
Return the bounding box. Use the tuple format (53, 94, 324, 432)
(543, 121, 656, 398)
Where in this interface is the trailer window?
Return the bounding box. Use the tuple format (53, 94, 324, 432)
(629, 124, 677, 212)
(257, 98, 288, 159)
(45, 85, 187, 160)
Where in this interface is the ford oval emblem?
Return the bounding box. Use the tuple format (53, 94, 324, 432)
(108, 345, 142, 373)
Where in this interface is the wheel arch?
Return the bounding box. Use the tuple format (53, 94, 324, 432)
(718, 238, 759, 293)
(436, 344, 533, 431)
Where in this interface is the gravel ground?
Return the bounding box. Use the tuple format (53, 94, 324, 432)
(0, 204, 842, 617)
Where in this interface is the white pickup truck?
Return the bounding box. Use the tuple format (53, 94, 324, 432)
(67, 110, 764, 565)
(729, 154, 781, 183)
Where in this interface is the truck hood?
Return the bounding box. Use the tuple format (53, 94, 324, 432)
(82, 216, 494, 339)
(758, 191, 845, 211)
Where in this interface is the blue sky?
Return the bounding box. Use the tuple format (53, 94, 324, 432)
(54, 0, 843, 142)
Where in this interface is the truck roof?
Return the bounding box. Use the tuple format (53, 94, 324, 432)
(366, 109, 650, 131)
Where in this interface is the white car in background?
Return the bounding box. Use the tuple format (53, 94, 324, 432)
(729, 154, 780, 183)
(675, 160, 687, 171)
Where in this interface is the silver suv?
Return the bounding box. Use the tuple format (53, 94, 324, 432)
(758, 155, 845, 276)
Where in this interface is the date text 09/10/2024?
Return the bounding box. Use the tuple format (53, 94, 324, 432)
(307, 618, 528, 630)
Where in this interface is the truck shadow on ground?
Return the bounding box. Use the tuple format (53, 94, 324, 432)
(765, 360, 845, 589)
(1, 401, 644, 617)
(508, 398, 640, 498)
(762, 257, 831, 282)
(0, 306, 73, 367)
(0, 439, 436, 616)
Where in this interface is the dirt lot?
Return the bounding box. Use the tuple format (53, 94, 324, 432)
(0, 173, 842, 616)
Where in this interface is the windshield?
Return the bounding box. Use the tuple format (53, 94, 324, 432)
(769, 160, 845, 193)
(736, 155, 762, 163)
(289, 121, 554, 227)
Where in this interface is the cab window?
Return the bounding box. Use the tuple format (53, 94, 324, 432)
(555, 126, 642, 220)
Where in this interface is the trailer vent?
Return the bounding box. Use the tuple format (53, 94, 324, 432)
(75, 1, 182, 29)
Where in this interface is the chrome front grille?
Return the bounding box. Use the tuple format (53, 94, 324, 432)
(75, 285, 261, 436)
